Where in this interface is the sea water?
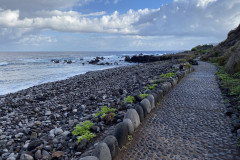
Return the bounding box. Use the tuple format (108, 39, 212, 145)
(0, 51, 176, 95)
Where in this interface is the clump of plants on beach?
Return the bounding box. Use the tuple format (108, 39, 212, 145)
(152, 79, 165, 84)
(160, 72, 176, 78)
(139, 94, 148, 99)
(72, 121, 96, 143)
(145, 84, 157, 90)
(123, 96, 136, 103)
(95, 106, 116, 118)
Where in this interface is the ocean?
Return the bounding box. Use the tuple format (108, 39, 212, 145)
(0, 51, 177, 95)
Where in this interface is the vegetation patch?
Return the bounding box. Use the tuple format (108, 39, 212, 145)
(139, 94, 148, 99)
(145, 84, 157, 90)
(191, 44, 213, 54)
(95, 106, 116, 118)
(215, 65, 240, 97)
(72, 121, 96, 143)
(184, 62, 192, 69)
(123, 96, 136, 103)
(178, 58, 187, 63)
(160, 72, 176, 78)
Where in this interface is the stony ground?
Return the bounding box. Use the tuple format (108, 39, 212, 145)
(115, 61, 240, 160)
(0, 60, 178, 160)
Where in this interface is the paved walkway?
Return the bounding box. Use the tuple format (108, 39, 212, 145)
(115, 62, 240, 160)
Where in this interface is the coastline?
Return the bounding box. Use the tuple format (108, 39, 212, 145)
(0, 59, 179, 159)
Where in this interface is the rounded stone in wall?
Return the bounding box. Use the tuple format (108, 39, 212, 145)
(147, 94, 155, 109)
(135, 104, 144, 122)
(92, 142, 111, 160)
(80, 156, 99, 160)
(140, 98, 151, 116)
(124, 109, 140, 129)
(103, 135, 119, 158)
(113, 122, 128, 148)
(123, 118, 134, 135)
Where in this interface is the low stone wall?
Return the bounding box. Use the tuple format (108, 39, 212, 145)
(80, 67, 194, 160)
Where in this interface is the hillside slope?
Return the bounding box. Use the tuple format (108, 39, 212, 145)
(201, 24, 240, 73)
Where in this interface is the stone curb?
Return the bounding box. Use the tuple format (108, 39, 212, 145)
(80, 67, 194, 160)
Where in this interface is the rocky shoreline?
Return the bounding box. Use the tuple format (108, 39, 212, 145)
(0, 59, 181, 160)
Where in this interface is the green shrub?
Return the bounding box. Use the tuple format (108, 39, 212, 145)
(185, 62, 192, 69)
(123, 96, 136, 103)
(178, 58, 187, 63)
(191, 44, 213, 55)
(139, 94, 148, 99)
(72, 121, 95, 143)
(215, 66, 240, 97)
(95, 106, 116, 118)
(145, 84, 157, 90)
(160, 72, 176, 78)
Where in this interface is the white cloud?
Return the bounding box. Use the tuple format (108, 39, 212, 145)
(0, 0, 77, 12)
(0, 0, 239, 50)
(18, 35, 57, 46)
(0, 8, 160, 34)
(196, 0, 217, 8)
(114, 0, 119, 4)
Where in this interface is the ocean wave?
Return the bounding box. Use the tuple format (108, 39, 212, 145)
(0, 62, 9, 66)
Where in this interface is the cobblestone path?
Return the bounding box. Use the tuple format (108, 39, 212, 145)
(115, 61, 240, 160)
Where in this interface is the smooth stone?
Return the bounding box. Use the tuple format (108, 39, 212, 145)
(150, 92, 158, 105)
(92, 142, 111, 160)
(42, 150, 51, 159)
(113, 122, 128, 148)
(49, 129, 55, 137)
(103, 135, 119, 159)
(54, 128, 63, 136)
(147, 95, 155, 109)
(140, 99, 151, 116)
(62, 131, 70, 137)
(124, 109, 140, 129)
(45, 111, 51, 116)
(123, 118, 134, 135)
(34, 150, 42, 159)
(135, 104, 144, 122)
(161, 83, 169, 95)
(80, 156, 99, 160)
(20, 153, 34, 160)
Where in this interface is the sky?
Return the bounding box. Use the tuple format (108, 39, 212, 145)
(0, 0, 239, 51)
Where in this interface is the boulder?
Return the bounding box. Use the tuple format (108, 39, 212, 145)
(103, 135, 119, 158)
(124, 109, 140, 129)
(150, 92, 158, 105)
(123, 118, 134, 134)
(175, 71, 184, 79)
(140, 99, 151, 116)
(161, 83, 169, 96)
(147, 95, 155, 109)
(113, 122, 128, 148)
(92, 142, 111, 160)
(80, 156, 99, 160)
(135, 104, 144, 122)
(170, 78, 178, 86)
